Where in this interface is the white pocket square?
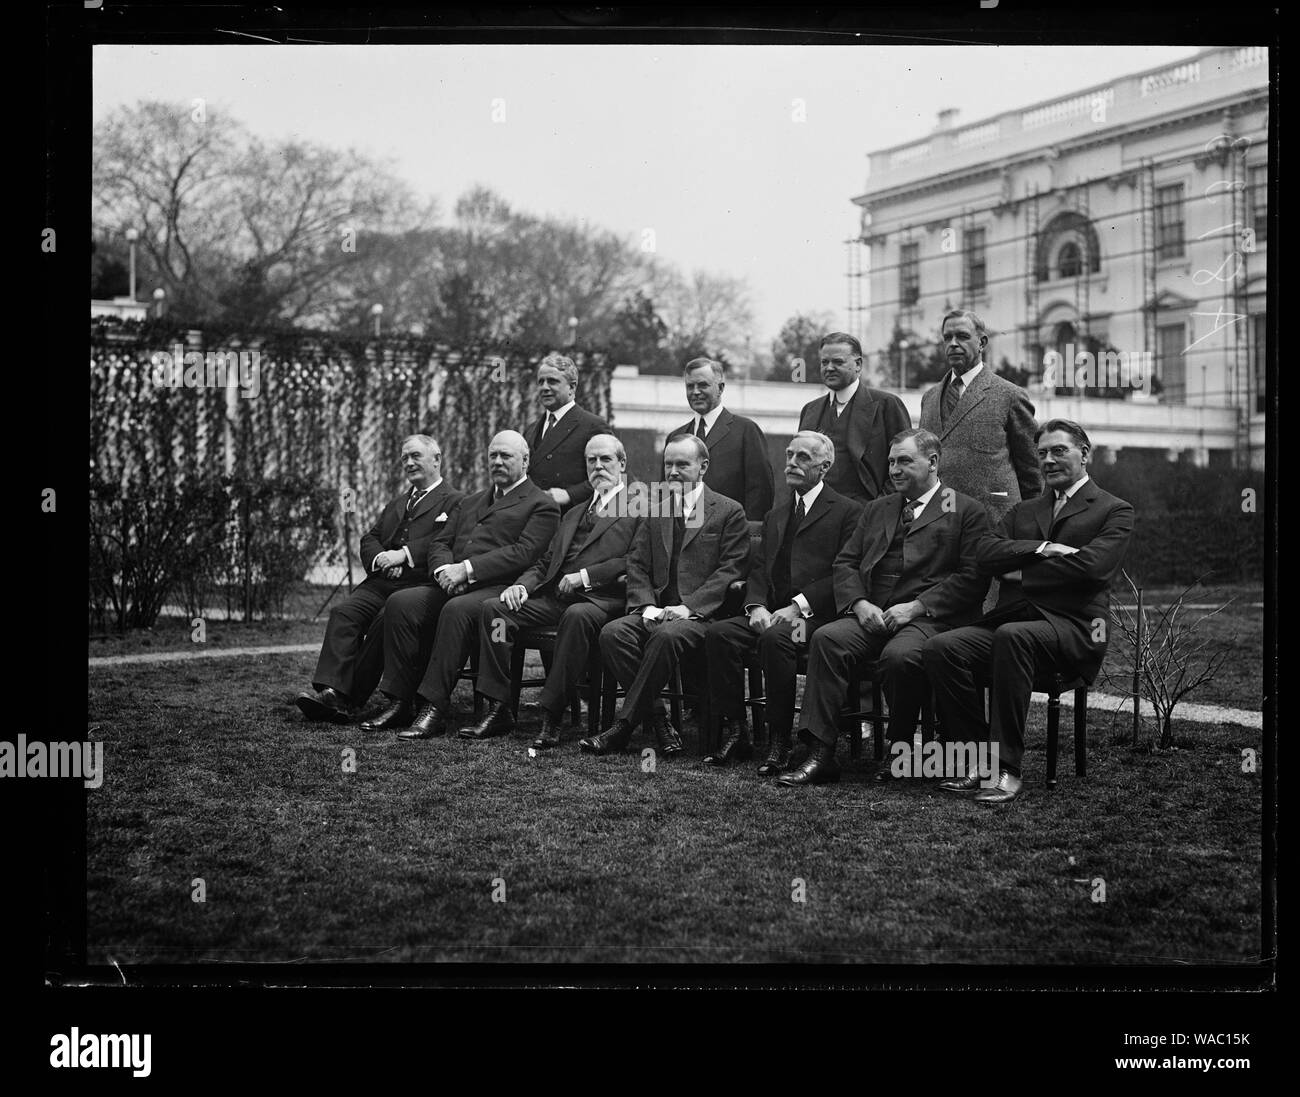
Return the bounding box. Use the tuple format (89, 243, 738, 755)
(435, 512, 449, 521)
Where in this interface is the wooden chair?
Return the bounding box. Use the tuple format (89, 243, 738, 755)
(970, 670, 1089, 789)
(509, 625, 597, 737)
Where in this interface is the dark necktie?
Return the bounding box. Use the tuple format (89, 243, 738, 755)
(694, 417, 707, 440)
(542, 411, 557, 440)
(941, 374, 963, 424)
(1052, 491, 1067, 520)
(901, 500, 918, 527)
(406, 488, 426, 513)
(772, 493, 804, 605)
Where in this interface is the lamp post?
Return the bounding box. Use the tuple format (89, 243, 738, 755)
(124, 227, 139, 300)
(152, 287, 166, 318)
(899, 339, 909, 390)
(371, 303, 384, 338)
(567, 315, 578, 348)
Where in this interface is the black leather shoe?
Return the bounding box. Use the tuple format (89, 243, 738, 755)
(397, 702, 448, 740)
(756, 734, 792, 776)
(532, 711, 561, 750)
(777, 742, 840, 787)
(358, 695, 411, 732)
(458, 701, 515, 740)
(704, 718, 753, 766)
(579, 720, 633, 755)
(938, 770, 982, 794)
(296, 687, 352, 724)
(651, 712, 683, 757)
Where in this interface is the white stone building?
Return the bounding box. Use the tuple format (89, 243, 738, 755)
(849, 45, 1269, 468)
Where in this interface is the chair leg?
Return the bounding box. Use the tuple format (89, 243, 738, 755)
(1045, 692, 1060, 790)
(921, 688, 935, 742)
(1074, 686, 1088, 777)
(601, 673, 617, 730)
(585, 654, 603, 739)
(844, 666, 862, 760)
(669, 666, 684, 736)
(509, 645, 525, 716)
(746, 662, 765, 750)
(871, 679, 884, 762)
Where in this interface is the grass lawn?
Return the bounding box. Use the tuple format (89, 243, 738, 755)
(86, 640, 1264, 965)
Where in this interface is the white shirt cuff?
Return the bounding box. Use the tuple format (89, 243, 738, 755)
(580, 567, 591, 590)
(403, 547, 413, 567)
(464, 560, 476, 583)
(793, 593, 813, 618)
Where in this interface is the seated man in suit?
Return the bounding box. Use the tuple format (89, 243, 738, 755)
(466, 433, 644, 748)
(701, 430, 862, 771)
(796, 333, 912, 505)
(581, 435, 750, 757)
(355, 430, 560, 736)
(296, 435, 463, 722)
(524, 352, 611, 512)
(668, 357, 774, 521)
(924, 419, 1133, 804)
(778, 428, 991, 787)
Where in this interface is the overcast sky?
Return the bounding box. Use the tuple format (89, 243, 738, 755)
(94, 43, 1203, 349)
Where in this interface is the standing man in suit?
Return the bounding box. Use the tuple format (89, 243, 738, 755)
(778, 429, 991, 787)
(797, 332, 911, 505)
(668, 357, 774, 522)
(355, 431, 560, 735)
(924, 420, 1133, 803)
(524, 352, 611, 512)
(466, 433, 643, 748)
(582, 436, 750, 757)
(296, 435, 463, 723)
(701, 430, 862, 771)
(919, 309, 1041, 526)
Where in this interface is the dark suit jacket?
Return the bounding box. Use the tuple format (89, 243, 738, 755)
(745, 485, 863, 622)
(668, 408, 774, 521)
(974, 478, 1133, 684)
(833, 485, 991, 624)
(524, 404, 611, 509)
(625, 484, 750, 620)
(517, 482, 645, 615)
(919, 365, 1042, 524)
(427, 478, 560, 587)
(797, 384, 912, 503)
(357, 481, 464, 584)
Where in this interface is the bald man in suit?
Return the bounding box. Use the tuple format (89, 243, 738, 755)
(295, 435, 463, 723)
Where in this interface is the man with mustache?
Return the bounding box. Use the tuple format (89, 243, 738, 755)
(701, 430, 862, 771)
(295, 435, 463, 723)
(778, 429, 990, 787)
(796, 332, 912, 505)
(465, 433, 644, 748)
(356, 430, 560, 736)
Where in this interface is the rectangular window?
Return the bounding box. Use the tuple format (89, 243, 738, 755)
(964, 227, 987, 295)
(1155, 183, 1185, 260)
(1252, 312, 1267, 414)
(900, 242, 920, 306)
(1249, 165, 1267, 243)
(1157, 322, 1186, 404)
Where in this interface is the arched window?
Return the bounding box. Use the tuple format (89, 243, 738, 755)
(1058, 241, 1083, 279)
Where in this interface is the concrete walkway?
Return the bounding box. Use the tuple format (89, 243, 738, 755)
(88, 643, 1262, 729)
